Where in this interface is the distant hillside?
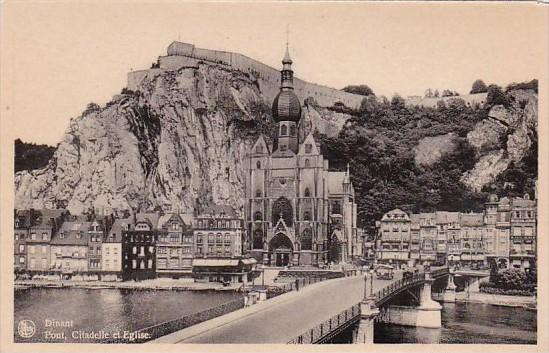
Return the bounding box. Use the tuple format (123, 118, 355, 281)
(14, 139, 56, 173)
(317, 83, 537, 230)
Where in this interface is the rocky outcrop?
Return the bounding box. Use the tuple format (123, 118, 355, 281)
(461, 89, 537, 191)
(414, 133, 457, 167)
(15, 62, 351, 215)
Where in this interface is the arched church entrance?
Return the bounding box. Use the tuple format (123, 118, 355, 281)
(269, 233, 293, 267)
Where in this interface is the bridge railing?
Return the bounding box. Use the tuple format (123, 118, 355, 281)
(108, 297, 245, 343)
(373, 272, 425, 305)
(287, 303, 360, 344)
(373, 267, 449, 305)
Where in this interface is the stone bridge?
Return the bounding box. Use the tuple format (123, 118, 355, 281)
(154, 266, 487, 344)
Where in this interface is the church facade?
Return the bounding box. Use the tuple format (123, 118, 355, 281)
(243, 47, 360, 267)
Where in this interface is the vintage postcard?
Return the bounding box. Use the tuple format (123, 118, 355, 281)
(0, 1, 547, 352)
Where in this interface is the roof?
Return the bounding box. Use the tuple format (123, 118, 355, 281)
(381, 209, 410, 221)
(272, 90, 301, 122)
(107, 218, 133, 242)
(512, 197, 536, 208)
(435, 211, 460, 224)
(51, 221, 90, 245)
(134, 212, 160, 230)
(200, 205, 237, 218)
(30, 209, 65, 228)
(459, 213, 484, 227)
(327, 172, 346, 195)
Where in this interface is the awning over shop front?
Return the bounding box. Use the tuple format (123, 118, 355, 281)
(192, 259, 240, 267)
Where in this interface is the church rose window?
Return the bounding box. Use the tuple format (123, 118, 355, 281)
(272, 197, 293, 226)
(254, 211, 263, 221)
(301, 228, 312, 250)
(253, 229, 263, 249)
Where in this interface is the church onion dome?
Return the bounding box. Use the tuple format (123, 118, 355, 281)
(272, 90, 301, 122)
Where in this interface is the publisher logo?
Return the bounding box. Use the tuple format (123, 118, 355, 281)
(17, 320, 36, 338)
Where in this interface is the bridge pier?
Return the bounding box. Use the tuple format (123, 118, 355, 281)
(441, 271, 456, 303)
(415, 273, 442, 328)
(355, 297, 379, 344)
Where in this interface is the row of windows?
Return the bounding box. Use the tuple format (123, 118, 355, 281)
(254, 187, 313, 198)
(255, 158, 313, 169)
(157, 247, 193, 255)
(253, 211, 312, 221)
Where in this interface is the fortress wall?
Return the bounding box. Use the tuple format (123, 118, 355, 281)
(127, 68, 162, 91)
(129, 42, 484, 110)
(406, 93, 487, 108)
(158, 56, 200, 71)
(167, 41, 194, 56)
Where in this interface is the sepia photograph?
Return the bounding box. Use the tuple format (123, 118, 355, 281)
(0, 1, 547, 351)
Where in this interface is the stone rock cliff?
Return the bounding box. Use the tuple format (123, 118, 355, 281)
(461, 89, 537, 191)
(15, 62, 351, 215)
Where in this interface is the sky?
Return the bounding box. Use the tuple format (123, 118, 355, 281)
(1, 1, 547, 146)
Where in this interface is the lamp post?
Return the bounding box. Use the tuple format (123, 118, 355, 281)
(369, 269, 374, 297)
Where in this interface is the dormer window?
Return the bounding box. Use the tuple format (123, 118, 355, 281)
(59, 233, 65, 239)
(305, 144, 312, 153)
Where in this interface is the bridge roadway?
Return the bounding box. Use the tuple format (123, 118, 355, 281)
(155, 271, 405, 344)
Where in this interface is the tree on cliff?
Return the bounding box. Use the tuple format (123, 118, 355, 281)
(342, 84, 375, 97)
(14, 139, 56, 173)
(470, 79, 488, 94)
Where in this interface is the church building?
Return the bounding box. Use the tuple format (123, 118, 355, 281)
(244, 46, 360, 267)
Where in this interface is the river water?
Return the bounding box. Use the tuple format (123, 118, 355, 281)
(375, 302, 537, 344)
(14, 287, 243, 343)
(15, 288, 536, 344)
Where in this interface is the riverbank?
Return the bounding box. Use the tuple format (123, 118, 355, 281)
(14, 278, 246, 292)
(455, 291, 536, 309)
(433, 291, 536, 309)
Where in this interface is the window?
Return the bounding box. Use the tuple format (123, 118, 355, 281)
(272, 197, 293, 226)
(19, 245, 24, 253)
(304, 188, 311, 197)
(208, 246, 214, 254)
(132, 260, 137, 269)
(256, 161, 261, 169)
(303, 211, 311, 221)
(19, 257, 25, 264)
(15, 234, 19, 241)
(132, 246, 137, 254)
(255, 189, 262, 198)
(304, 159, 310, 168)
(254, 211, 263, 221)
(140, 260, 145, 269)
(290, 125, 296, 136)
(281, 124, 287, 135)
(513, 227, 521, 236)
(208, 233, 214, 243)
(225, 234, 232, 243)
(305, 144, 312, 153)
(280, 145, 287, 152)
(301, 229, 312, 250)
(31, 233, 36, 240)
(41, 232, 48, 240)
(29, 246, 35, 254)
(148, 259, 153, 268)
(253, 229, 263, 249)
